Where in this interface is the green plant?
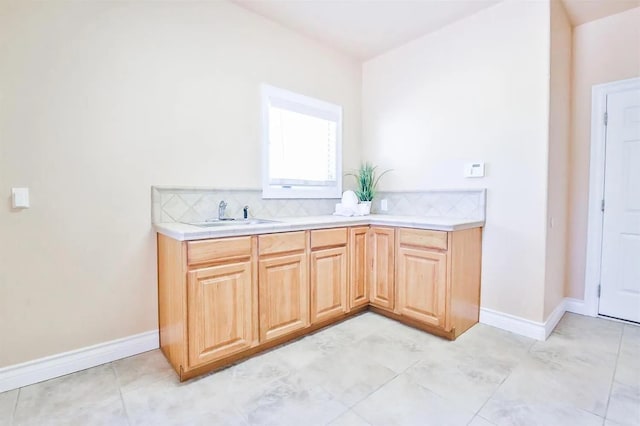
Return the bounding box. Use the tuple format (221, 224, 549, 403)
(346, 162, 391, 202)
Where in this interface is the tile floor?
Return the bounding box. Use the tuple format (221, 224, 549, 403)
(0, 312, 638, 426)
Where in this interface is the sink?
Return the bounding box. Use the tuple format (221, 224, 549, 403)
(243, 218, 281, 225)
(188, 221, 235, 227)
(187, 218, 281, 227)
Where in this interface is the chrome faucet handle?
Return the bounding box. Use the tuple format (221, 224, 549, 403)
(218, 200, 228, 219)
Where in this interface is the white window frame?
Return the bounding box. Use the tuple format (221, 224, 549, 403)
(261, 84, 342, 199)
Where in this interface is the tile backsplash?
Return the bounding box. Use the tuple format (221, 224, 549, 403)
(375, 190, 486, 219)
(152, 187, 486, 224)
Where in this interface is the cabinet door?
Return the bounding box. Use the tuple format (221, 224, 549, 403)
(187, 261, 257, 368)
(395, 247, 448, 328)
(368, 227, 395, 310)
(259, 252, 309, 342)
(311, 246, 348, 323)
(349, 227, 369, 309)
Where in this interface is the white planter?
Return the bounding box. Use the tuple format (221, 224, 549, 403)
(358, 201, 372, 215)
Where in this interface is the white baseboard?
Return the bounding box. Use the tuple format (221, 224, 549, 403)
(543, 299, 567, 339)
(480, 307, 548, 340)
(0, 330, 159, 393)
(479, 299, 570, 341)
(564, 297, 589, 315)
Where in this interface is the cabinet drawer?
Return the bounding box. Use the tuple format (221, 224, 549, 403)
(311, 228, 347, 249)
(398, 228, 448, 251)
(187, 237, 252, 266)
(259, 231, 306, 256)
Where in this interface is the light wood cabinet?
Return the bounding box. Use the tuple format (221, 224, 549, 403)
(392, 227, 482, 338)
(349, 227, 369, 309)
(258, 231, 309, 342)
(368, 226, 395, 310)
(157, 222, 482, 381)
(187, 260, 257, 367)
(158, 234, 258, 376)
(310, 228, 348, 323)
(395, 239, 448, 329)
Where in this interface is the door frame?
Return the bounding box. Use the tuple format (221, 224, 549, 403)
(584, 77, 640, 316)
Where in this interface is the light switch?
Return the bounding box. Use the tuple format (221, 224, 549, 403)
(12, 187, 30, 208)
(464, 162, 485, 178)
(380, 199, 388, 212)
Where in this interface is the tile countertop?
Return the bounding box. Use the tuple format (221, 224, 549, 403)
(154, 215, 484, 242)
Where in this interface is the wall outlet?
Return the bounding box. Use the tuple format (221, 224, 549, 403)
(380, 199, 388, 212)
(12, 187, 30, 208)
(464, 162, 485, 178)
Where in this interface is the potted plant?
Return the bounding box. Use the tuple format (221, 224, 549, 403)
(346, 162, 391, 214)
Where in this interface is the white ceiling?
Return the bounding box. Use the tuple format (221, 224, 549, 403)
(562, 0, 639, 26)
(232, 0, 500, 60)
(232, 0, 640, 61)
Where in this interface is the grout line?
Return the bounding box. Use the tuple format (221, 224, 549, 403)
(524, 330, 538, 354)
(356, 369, 402, 407)
(322, 405, 352, 426)
(471, 368, 511, 422)
(332, 361, 408, 416)
(472, 337, 534, 421)
(406, 372, 482, 425)
(467, 414, 497, 426)
(324, 406, 372, 426)
(331, 359, 403, 411)
(330, 327, 431, 414)
(348, 368, 405, 412)
(10, 387, 20, 426)
(349, 410, 372, 426)
(226, 383, 251, 426)
(394, 356, 422, 376)
(603, 326, 625, 422)
(111, 363, 132, 426)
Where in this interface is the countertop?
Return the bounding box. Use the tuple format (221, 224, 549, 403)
(155, 215, 484, 241)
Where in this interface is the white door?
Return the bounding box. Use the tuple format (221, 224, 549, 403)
(599, 88, 640, 323)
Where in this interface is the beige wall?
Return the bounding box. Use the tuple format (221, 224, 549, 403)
(566, 7, 640, 299)
(544, 0, 572, 319)
(0, 0, 361, 367)
(363, 1, 551, 322)
(4, 0, 632, 369)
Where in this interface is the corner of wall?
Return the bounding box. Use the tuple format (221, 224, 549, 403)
(544, 0, 572, 319)
(565, 6, 640, 302)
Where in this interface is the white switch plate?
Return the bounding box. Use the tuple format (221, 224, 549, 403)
(380, 199, 388, 212)
(464, 162, 485, 178)
(12, 187, 30, 208)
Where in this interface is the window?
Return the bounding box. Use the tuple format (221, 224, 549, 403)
(262, 84, 342, 199)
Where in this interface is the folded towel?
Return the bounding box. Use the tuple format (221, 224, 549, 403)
(333, 202, 364, 217)
(341, 190, 359, 207)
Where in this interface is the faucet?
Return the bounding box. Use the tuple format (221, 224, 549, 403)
(243, 205, 249, 219)
(218, 200, 227, 220)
